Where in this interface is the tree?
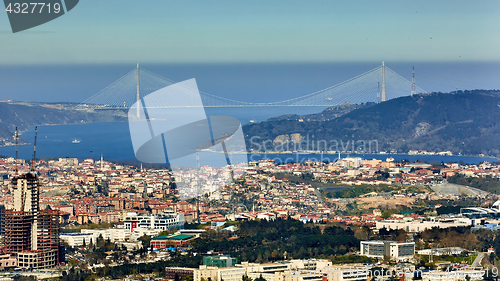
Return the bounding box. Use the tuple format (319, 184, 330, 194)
(493, 233, 500, 255)
(254, 274, 266, 281)
(489, 253, 496, 264)
(381, 211, 393, 219)
(69, 258, 78, 267)
(138, 235, 152, 251)
(256, 253, 263, 263)
(96, 234, 105, 248)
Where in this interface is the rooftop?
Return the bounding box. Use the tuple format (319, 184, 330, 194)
(152, 234, 195, 241)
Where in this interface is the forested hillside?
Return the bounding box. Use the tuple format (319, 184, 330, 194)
(243, 90, 500, 157)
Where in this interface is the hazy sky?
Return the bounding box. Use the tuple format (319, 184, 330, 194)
(1, 0, 499, 64)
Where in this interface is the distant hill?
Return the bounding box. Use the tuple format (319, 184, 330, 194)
(243, 90, 500, 157)
(0, 101, 126, 146)
(266, 102, 375, 122)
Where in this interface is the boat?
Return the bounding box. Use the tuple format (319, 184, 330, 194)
(72, 139, 80, 144)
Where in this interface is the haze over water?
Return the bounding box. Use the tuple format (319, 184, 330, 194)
(1, 62, 499, 105)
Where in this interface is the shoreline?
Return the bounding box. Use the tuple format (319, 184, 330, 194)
(1, 150, 496, 163)
(1, 122, 498, 163)
(5, 141, 498, 161)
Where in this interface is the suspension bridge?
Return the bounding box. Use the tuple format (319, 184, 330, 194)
(81, 62, 426, 109)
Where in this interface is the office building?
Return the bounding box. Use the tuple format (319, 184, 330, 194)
(124, 211, 185, 232)
(360, 241, 414, 261)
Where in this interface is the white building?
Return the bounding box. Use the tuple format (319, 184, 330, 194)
(60, 233, 94, 247)
(193, 266, 247, 281)
(247, 273, 276, 281)
(124, 211, 184, 232)
(117, 241, 142, 251)
(375, 217, 471, 233)
(417, 247, 465, 256)
(360, 241, 415, 261)
(218, 267, 247, 281)
(79, 227, 161, 243)
(80, 228, 129, 243)
(339, 157, 362, 168)
(324, 265, 369, 281)
(193, 259, 334, 281)
(238, 261, 292, 274)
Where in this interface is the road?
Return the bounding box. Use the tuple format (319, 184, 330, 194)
(472, 252, 486, 268)
(314, 188, 324, 203)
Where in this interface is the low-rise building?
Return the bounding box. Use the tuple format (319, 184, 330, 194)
(417, 247, 465, 256)
(218, 267, 247, 281)
(165, 267, 195, 281)
(360, 241, 414, 261)
(204, 255, 238, 267)
(194, 265, 218, 281)
(0, 254, 17, 269)
(124, 211, 184, 232)
(375, 217, 471, 233)
(60, 233, 94, 247)
(81, 228, 130, 243)
(150, 234, 196, 250)
(324, 264, 369, 281)
(17, 250, 58, 269)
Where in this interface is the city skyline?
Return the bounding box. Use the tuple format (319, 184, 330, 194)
(2, 1, 500, 278)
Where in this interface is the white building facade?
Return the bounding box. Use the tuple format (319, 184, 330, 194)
(124, 211, 184, 232)
(360, 241, 415, 261)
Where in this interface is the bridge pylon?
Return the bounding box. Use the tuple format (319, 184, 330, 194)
(136, 63, 140, 118)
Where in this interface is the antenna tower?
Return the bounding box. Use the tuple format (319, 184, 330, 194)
(31, 126, 37, 172)
(377, 82, 380, 103)
(196, 152, 200, 223)
(411, 66, 416, 96)
(15, 127, 18, 175)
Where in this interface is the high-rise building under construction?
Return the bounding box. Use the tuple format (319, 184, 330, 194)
(1, 172, 60, 269)
(0, 127, 60, 269)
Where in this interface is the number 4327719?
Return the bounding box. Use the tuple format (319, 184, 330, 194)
(6, 3, 62, 14)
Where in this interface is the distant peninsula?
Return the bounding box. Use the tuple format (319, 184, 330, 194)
(0, 101, 126, 146)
